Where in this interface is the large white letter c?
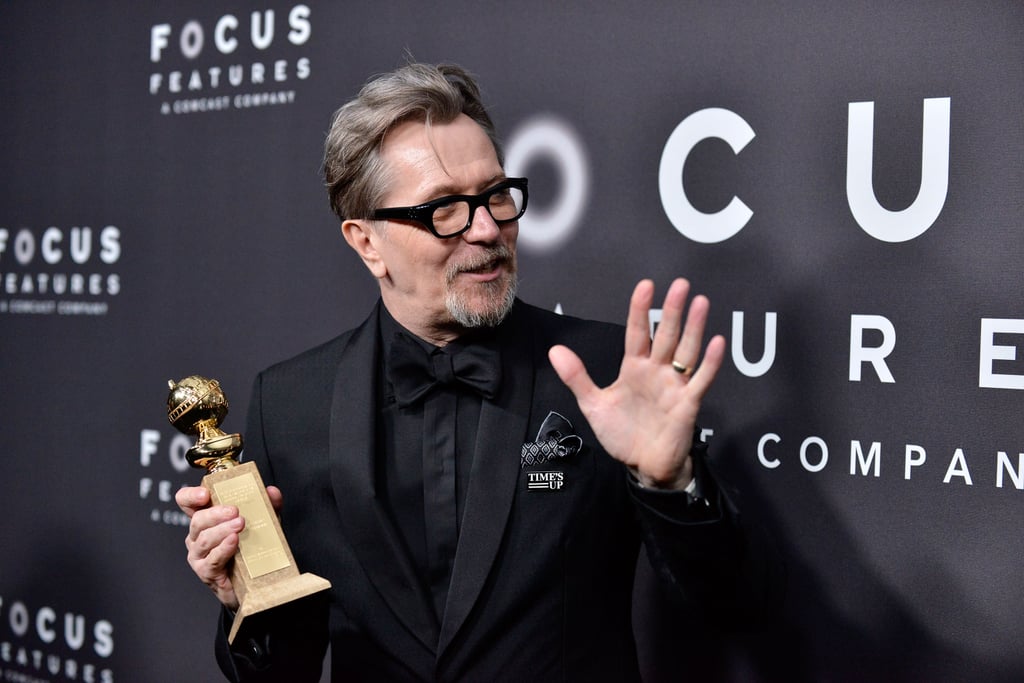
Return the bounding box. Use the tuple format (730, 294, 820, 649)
(658, 108, 755, 244)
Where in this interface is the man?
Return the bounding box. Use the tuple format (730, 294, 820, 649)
(177, 62, 768, 681)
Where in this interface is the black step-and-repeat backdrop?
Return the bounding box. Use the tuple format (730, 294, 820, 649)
(1, 2, 1021, 681)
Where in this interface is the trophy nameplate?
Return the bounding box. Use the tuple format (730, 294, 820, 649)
(167, 375, 331, 643)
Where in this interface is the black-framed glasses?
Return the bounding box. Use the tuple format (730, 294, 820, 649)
(369, 177, 528, 239)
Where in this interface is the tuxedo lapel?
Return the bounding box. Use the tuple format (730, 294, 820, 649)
(438, 303, 534, 656)
(328, 303, 440, 652)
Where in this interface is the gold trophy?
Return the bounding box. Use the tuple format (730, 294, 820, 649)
(167, 375, 331, 643)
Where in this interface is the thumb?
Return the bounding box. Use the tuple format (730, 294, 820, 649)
(548, 345, 598, 404)
(266, 485, 284, 514)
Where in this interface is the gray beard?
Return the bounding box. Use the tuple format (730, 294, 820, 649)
(445, 274, 517, 328)
(443, 243, 517, 328)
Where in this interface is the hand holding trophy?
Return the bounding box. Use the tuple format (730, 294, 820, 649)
(166, 375, 330, 643)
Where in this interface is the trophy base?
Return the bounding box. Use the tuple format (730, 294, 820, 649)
(228, 572, 332, 644)
(201, 461, 332, 644)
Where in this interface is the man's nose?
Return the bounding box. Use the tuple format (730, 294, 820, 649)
(462, 205, 502, 242)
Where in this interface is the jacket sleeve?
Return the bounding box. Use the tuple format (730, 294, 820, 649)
(214, 594, 330, 682)
(627, 436, 785, 630)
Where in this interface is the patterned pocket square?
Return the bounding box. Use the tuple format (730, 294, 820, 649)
(520, 411, 583, 467)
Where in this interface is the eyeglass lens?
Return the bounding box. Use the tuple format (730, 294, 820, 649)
(432, 186, 525, 236)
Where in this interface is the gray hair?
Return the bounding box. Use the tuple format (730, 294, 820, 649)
(323, 63, 503, 222)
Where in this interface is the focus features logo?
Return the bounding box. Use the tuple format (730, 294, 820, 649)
(148, 4, 312, 116)
(138, 428, 197, 527)
(0, 226, 121, 317)
(0, 597, 114, 682)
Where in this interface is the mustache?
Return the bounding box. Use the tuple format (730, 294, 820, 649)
(445, 245, 516, 282)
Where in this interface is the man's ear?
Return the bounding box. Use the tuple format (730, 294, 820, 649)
(342, 219, 387, 279)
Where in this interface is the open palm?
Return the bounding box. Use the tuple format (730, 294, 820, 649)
(549, 278, 725, 490)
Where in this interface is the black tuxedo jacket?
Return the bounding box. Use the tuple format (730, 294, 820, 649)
(215, 300, 753, 682)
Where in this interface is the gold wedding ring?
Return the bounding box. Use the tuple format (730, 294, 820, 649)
(671, 360, 693, 376)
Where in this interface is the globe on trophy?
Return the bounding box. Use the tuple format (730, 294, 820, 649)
(167, 375, 331, 643)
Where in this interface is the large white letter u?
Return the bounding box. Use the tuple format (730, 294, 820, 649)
(846, 97, 950, 243)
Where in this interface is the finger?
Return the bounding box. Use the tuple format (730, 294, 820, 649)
(674, 294, 710, 369)
(623, 279, 655, 357)
(188, 528, 239, 577)
(266, 485, 284, 513)
(187, 504, 241, 544)
(650, 278, 691, 362)
(187, 517, 244, 576)
(549, 344, 599, 407)
(193, 528, 239, 573)
(175, 485, 211, 517)
(685, 333, 726, 400)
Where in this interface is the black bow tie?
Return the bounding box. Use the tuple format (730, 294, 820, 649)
(387, 332, 501, 408)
